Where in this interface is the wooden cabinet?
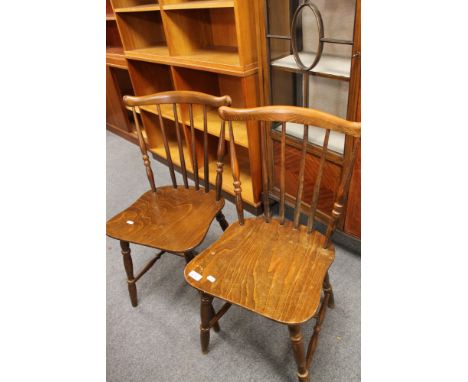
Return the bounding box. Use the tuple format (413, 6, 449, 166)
(258, 0, 361, 238)
(106, 0, 263, 212)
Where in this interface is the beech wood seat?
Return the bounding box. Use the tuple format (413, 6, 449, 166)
(107, 187, 224, 253)
(183, 104, 361, 382)
(106, 91, 231, 307)
(185, 217, 334, 324)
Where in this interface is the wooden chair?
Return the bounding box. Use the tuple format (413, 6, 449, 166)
(107, 90, 231, 307)
(184, 105, 361, 382)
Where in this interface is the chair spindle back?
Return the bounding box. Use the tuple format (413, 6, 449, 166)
(218, 105, 361, 248)
(123, 91, 232, 196)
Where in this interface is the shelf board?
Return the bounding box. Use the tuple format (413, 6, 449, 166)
(150, 142, 255, 205)
(175, 46, 240, 71)
(125, 105, 141, 114)
(106, 48, 127, 68)
(151, 140, 192, 170)
(107, 46, 125, 55)
(114, 4, 161, 13)
(125, 46, 256, 76)
(193, 110, 249, 148)
(274, 122, 345, 155)
(271, 53, 351, 81)
(141, 105, 249, 148)
(163, 1, 234, 11)
(124, 45, 170, 61)
(139, 104, 176, 122)
(106, 14, 116, 20)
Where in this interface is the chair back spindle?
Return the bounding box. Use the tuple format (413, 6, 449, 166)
(188, 104, 200, 190)
(279, 122, 286, 224)
(293, 124, 309, 228)
(215, 121, 226, 202)
(260, 121, 271, 222)
(228, 121, 245, 225)
(132, 107, 156, 192)
(218, 105, 361, 244)
(172, 104, 189, 188)
(203, 105, 210, 192)
(123, 91, 231, 195)
(156, 104, 177, 188)
(307, 129, 330, 233)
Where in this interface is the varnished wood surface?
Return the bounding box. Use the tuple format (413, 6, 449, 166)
(271, 139, 340, 219)
(219, 105, 361, 138)
(345, 146, 361, 237)
(106, 66, 132, 135)
(124, 90, 231, 108)
(108, 0, 263, 209)
(107, 186, 224, 253)
(343, 0, 361, 237)
(164, 1, 234, 11)
(184, 218, 335, 324)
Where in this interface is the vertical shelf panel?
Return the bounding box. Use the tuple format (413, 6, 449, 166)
(107, 66, 136, 140)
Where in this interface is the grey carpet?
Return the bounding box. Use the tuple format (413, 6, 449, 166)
(106, 131, 360, 381)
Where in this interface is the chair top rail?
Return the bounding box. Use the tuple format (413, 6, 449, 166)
(124, 91, 232, 108)
(218, 105, 361, 138)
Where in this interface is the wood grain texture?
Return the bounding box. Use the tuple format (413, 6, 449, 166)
(184, 218, 335, 324)
(163, 1, 234, 11)
(124, 90, 231, 108)
(344, 146, 360, 237)
(106, 66, 132, 134)
(107, 186, 224, 253)
(272, 142, 341, 218)
(116, 11, 166, 51)
(218, 105, 361, 138)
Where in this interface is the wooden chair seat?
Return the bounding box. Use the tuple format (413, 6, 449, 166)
(107, 186, 224, 253)
(184, 217, 335, 324)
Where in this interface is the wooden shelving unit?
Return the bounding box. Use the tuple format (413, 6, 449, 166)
(107, 0, 262, 211)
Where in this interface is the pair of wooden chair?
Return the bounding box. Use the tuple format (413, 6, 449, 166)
(106, 90, 361, 382)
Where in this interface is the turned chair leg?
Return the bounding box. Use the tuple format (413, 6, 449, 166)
(323, 272, 335, 309)
(215, 211, 229, 231)
(288, 325, 310, 382)
(120, 240, 137, 307)
(200, 292, 219, 353)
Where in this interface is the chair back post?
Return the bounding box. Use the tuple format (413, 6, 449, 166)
(218, 105, 361, 235)
(131, 107, 156, 192)
(323, 138, 360, 248)
(215, 120, 226, 201)
(260, 121, 271, 222)
(228, 120, 245, 224)
(124, 91, 231, 193)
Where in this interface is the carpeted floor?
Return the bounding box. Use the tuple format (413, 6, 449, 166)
(106, 131, 361, 381)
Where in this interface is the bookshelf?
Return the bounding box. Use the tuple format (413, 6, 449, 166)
(107, 0, 262, 211)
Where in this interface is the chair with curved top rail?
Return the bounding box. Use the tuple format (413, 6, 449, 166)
(183, 104, 361, 382)
(107, 90, 231, 307)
